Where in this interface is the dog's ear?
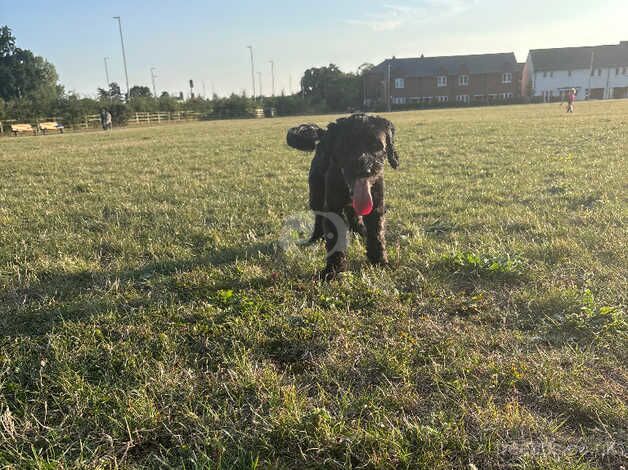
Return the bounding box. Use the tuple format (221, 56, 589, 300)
(286, 124, 326, 152)
(383, 120, 399, 169)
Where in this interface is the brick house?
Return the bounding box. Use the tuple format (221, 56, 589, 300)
(364, 53, 521, 108)
(523, 42, 628, 102)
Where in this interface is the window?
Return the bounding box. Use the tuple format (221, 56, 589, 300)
(623, 67, 627, 75)
(458, 74, 469, 86)
(422, 96, 433, 103)
(437, 75, 447, 87)
(550, 71, 554, 77)
(456, 95, 470, 104)
(616, 68, 620, 75)
(437, 96, 448, 103)
(502, 72, 512, 83)
(499, 92, 513, 100)
(568, 70, 572, 77)
(394, 78, 405, 89)
(392, 96, 406, 105)
(543, 72, 548, 78)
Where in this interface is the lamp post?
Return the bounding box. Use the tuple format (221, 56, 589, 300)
(104, 57, 111, 87)
(247, 45, 256, 99)
(150, 67, 157, 98)
(113, 16, 130, 100)
(269, 60, 275, 97)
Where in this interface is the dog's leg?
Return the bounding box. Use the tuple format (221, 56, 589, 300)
(319, 211, 348, 280)
(364, 179, 388, 265)
(344, 206, 367, 238)
(305, 214, 325, 245)
(306, 150, 327, 244)
(319, 171, 349, 281)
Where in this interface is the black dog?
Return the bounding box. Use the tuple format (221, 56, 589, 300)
(287, 114, 399, 279)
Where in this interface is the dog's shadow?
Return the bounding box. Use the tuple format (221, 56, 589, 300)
(0, 242, 276, 338)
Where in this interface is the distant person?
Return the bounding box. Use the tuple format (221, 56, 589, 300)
(567, 88, 576, 113)
(105, 110, 113, 130)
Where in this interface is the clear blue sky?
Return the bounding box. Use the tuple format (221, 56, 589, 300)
(2, 0, 627, 97)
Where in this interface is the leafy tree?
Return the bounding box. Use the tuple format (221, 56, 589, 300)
(129, 85, 152, 99)
(158, 93, 181, 112)
(358, 63, 374, 76)
(211, 93, 255, 119)
(0, 26, 60, 102)
(97, 82, 124, 102)
(300, 64, 361, 112)
(0, 26, 16, 56)
(57, 93, 99, 126)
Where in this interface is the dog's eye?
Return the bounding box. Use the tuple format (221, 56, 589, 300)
(372, 142, 384, 153)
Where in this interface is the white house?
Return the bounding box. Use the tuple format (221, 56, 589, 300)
(523, 42, 628, 101)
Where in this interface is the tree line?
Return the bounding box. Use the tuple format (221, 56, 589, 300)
(0, 25, 373, 128)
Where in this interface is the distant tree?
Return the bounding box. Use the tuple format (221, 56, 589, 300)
(212, 93, 255, 118)
(129, 85, 152, 99)
(158, 93, 180, 112)
(97, 82, 124, 102)
(0, 26, 16, 56)
(358, 63, 374, 76)
(300, 64, 361, 112)
(0, 26, 60, 102)
(109, 82, 123, 101)
(97, 87, 109, 101)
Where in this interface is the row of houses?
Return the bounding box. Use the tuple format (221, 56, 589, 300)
(364, 41, 628, 107)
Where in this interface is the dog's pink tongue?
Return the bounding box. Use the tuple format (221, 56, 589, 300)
(352, 179, 373, 216)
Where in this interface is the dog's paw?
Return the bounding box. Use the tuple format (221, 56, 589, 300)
(317, 266, 344, 282)
(368, 255, 389, 267)
(300, 233, 324, 246)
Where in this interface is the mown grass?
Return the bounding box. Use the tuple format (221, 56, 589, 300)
(0, 101, 626, 469)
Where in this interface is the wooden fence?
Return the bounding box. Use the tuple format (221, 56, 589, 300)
(0, 111, 204, 135)
(0, 109, 274, 136)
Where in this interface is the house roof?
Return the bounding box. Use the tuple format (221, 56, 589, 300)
(370, 53, 518, 77)
(529, 43, 628, 71)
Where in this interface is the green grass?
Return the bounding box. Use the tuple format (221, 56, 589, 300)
(0, 101, 626, 469)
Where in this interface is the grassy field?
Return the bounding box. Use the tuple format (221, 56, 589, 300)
(0, 101, 626, 469)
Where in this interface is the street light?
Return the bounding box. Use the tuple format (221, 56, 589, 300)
(150, 67, 157, 98)
(269, 60, 275, 97)
(104, 57, 111, 87)
(247, 45, 256, 99)
(113, 16, 130, 100)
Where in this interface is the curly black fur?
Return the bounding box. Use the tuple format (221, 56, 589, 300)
(286, 113, 400, 280)
(286, 124, 325, 152)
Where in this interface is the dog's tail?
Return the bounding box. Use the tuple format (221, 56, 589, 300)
(286, 124, 326, 152)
